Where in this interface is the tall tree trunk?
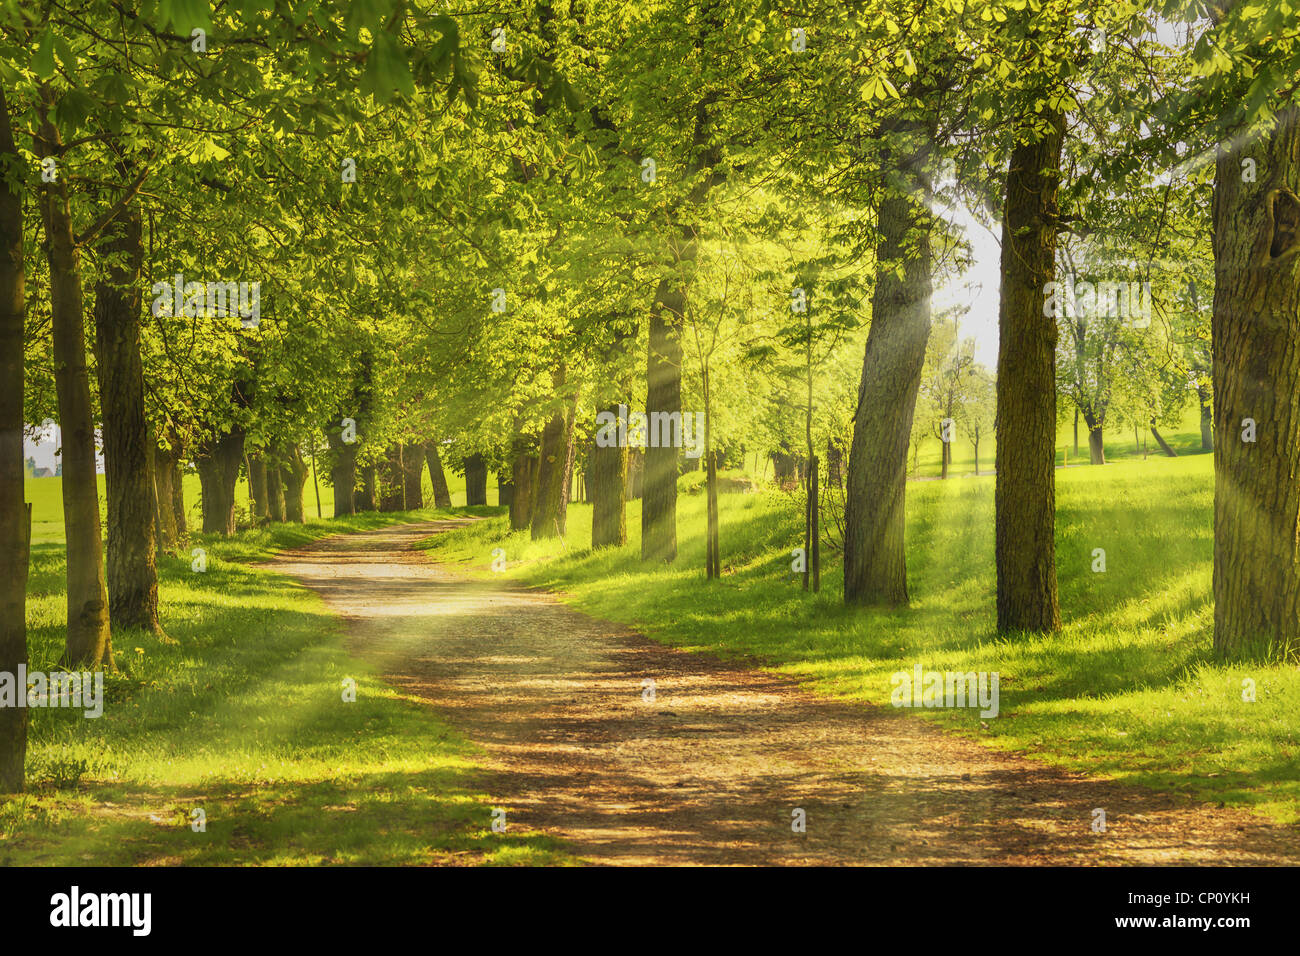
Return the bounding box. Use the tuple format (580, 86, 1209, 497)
(247, 455, 268, 523)
(1211, 105, 1300, 661)
(994, 110, 1065, 634)
(557, 391, 580, 533)
(378, 445, 404, 512)
(153, 441, 179, 552)
(0, 81, 28, 791)
(424, 441, 452, 508)
(592, 325, 632, 549)
(357, 463, 376, 512)
(464, 453, 488, 507)
(280, 444, 307, 523)
(642, 277, 684, 562)
(1082, 412, 1105, 464)
(401, 443, 424, 509)
(531, 401, 568, 539)
(265, 453, 285, 521)
(36, 89, 112, 667)
(195, 426, 244, 535)
(1197, 384, 1215, 451)
(92, 199, 159, 634)
(327, 417, 357, 517)
(843, 185, 933, 606)
(827, 438, 843, 489)
(510, 442, 536, 532)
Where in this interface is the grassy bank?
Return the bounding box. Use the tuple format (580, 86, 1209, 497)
(423, 450, 1300, 825)
(3, 508, 568, 866)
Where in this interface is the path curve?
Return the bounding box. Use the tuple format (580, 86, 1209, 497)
(271, 521, 1300, 866)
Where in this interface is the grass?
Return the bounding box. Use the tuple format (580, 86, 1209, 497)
(3, 503, 569, 866)
(422, 441, 1300, 826)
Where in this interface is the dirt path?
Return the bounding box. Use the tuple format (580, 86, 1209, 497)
(272, 521, 1300, 865)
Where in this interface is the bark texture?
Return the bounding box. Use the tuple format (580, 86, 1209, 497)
(994, 112, 1065, 633)
(1211, 106, 1300, 660)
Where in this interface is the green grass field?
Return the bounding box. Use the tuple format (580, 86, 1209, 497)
(423, 440, 1300, 825)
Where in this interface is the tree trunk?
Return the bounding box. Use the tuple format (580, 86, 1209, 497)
(401, 443, 424, 509)
(994, 110, 1065, 634)
(0, 81, 28, 791)
(510, 446, 536, 531)
(1081, 413, 1105, 465)
(557, 391, 579, 532)
(153, 441, 179, 551)
(357, 463, 376, 512)
(327, 417, 357, 517)
(265, 453, 285, 521)
(592, 325, 632, 549)
(196, 426, 244, 535)
(531, 407, 568, 539)
(280, 444, 307, 523)
(464, 453, 488, 507)
(92, 198, 160, 634)
(497, 471, 514, 509)
(1073, 408, 1079, 456)
(247, 455, 268, 523)
(1211, 106, 1300, 661)
(36, 89, 112, 668)
(643, 277, 684, 563)
(424, 441, 452, 508)
(843, 187, 933, 607)
(940, 435, 951, 479)
(827, 438, 843, 489)
(379, 445, 405, 512)
(627, 448, 644, 500)
(1149, 422, 1177, 457)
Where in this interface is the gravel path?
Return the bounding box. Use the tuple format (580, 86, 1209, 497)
(271, 521, 1300, 866)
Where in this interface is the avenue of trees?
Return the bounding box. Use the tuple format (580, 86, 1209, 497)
(2, 0, 1298, 791)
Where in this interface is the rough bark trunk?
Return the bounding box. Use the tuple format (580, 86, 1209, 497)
(401, 443, 424, 509)
(424, 441, 452, 508)
(247, 455, 268, 523)
(378, 445, 404, 512)
(36, 89, 112, 667)
(1085, 418, 1105, 464)
(497, 471, 514, 510)
(265, 454, 285, 522)
(464, 453, 488, 507)
(153, 442, 179, 552)
(510, 446, 536, 531)
(195, 426, 244, 536)
(643, 277, 684, 562)
(327, 418, 357, 517)
(0, 81, 28, 791)
(592, 325, 631, 549)
(1211, 106, 1300, 661)
(994, 111, 1065, 633)
(280, 444, 307, 523)
(531, 404, 568, 539)
(357, 463, 376, 512)
(843, 189, 933, 607)
(92, 198, 159, 634)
